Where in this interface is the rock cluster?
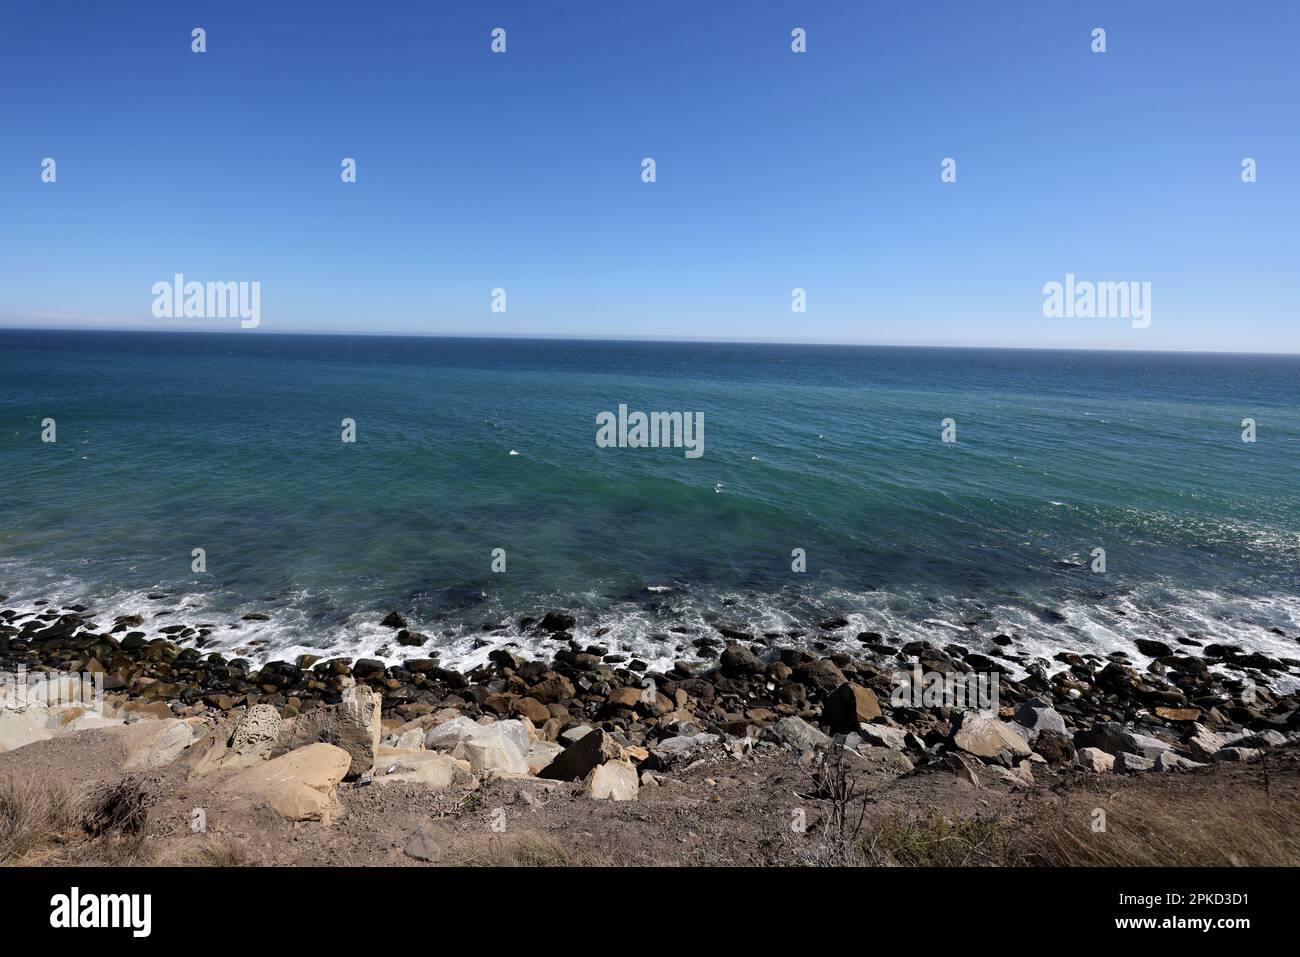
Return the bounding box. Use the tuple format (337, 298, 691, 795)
(3, 601, 1299, 811)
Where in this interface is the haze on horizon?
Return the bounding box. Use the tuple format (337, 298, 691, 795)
(2, 2, 1296, 354)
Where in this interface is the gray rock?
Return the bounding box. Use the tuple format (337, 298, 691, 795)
(1234, 730, 1285, 750)
(858, 724, 908, 750)
(1154, 751, 1206, 772)
(1114, 751, 1155, 773)
(1080, 721, 1176, 758)
(1214, 746, 1262, 763)
(1014, 700, 1067, 736)
(1184, 724, 1227, 762)
(772, 716, 831, 752)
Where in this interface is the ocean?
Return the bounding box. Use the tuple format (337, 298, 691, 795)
(2, 329, 1298, 679)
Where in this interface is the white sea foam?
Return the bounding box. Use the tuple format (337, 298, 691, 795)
(2, 558, 1296, 692)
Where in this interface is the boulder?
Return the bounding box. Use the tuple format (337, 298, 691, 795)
(1154, 707, 1201, 722)
(274, 686, 380, 779)
(511, 697, 550, 724)
(1077, 747, 1114, 773)
(1013, 700, 1067, 736)
(943, 751, 981, 786)
(229, 704, 282, 758)
(1033, 730, 1076, 765)
(217, 743, 350, 824)
(0, 703, 54, 753)
(1078, 722, 1175, 759)
(1114, 751, 1155, 773)
(1234, 730, 1286, 750)
(1214, 746, 1261, 763)
(404, 824, 443, 862)
(528, 675, 575, 704)
(108, 718, 192, 770)
(538, 611, 575, 633)
(952, 711, 1032, 760)
(1184, 724, 1227, 761)
(772, 716, 831, 752)
(525, 741, 564, 774)
(539, 728, 622, 781)
(1154, 752, 1206, 772)
(793, 658, 847, 694)
(719, 644, 763, 677)
(454, 724, 529, 776)
(584, 760, 639, 800)
(857, 724, 908, 750)
(823, 683, 882, 732)
(372, 748, 477, 789)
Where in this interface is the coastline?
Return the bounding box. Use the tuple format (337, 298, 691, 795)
(3, 591, 1299, 866)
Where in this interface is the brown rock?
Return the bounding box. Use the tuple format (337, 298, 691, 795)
(822, 682, 882, 732)
(538, 728, 622, 781)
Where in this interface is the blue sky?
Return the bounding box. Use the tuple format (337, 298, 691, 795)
(2, 1, 1296, 351)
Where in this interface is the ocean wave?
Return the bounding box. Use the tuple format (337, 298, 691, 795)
(2, 558, 1296, 692)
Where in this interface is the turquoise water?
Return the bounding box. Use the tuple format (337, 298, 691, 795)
(2, 330, 1298, 673)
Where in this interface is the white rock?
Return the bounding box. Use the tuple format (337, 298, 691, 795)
(0, 703, 54, 753)
(952, 711, 1032, 759)
(584, 760, 639, 800)
(372, 748, 476, 789)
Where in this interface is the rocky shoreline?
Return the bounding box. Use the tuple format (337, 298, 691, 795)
(4, 595, 1299, 794)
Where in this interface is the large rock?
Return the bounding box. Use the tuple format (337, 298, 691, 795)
(524, 741, 564, 774)
(108, 718, 192, 770)
(0, 702, 54, 753)
(218, 743, 350, 823)
(1013, 699, 1067, 736)
(952, 711, 1032, 760)
(793, 658, 847, 694)
(584, 760, 639, 800)
(1077, 747, 1114, 773)
(719, 644, 763, 677)
(1078, 722, 1175, 759)
(823, 683, 882, 732)
(1154, 752, 1206, 772)
(454, 724, 529, 776)
(772, 716, 831, 752)
(857, 724, 908, 750)
(423, 717, 530, 775)
(274, 686, 380, 779)
(539, 728, 622, 781)
(372, 747, 477, 789)
(1184, 724, 1227, 762)
(1114, 751, 1155, 773)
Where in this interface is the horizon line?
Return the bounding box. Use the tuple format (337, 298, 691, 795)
(2, 323, 1299, 358)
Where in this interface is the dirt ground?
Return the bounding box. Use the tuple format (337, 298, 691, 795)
(4, 727, 1297, 867)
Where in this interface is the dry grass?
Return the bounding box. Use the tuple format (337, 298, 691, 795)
(1015, 785, 1300, 867)
(1, 771, 162, 866)
(0, 774, 84, 865)
(180, 837, 257, 867)
(859, 810, 1010, 866)
(453, 832, 576, 867)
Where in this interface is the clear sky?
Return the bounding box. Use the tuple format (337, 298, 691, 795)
(2, 1, 1296, 351)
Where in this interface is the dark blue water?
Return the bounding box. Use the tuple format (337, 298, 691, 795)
(2, 329, 1297, 674)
